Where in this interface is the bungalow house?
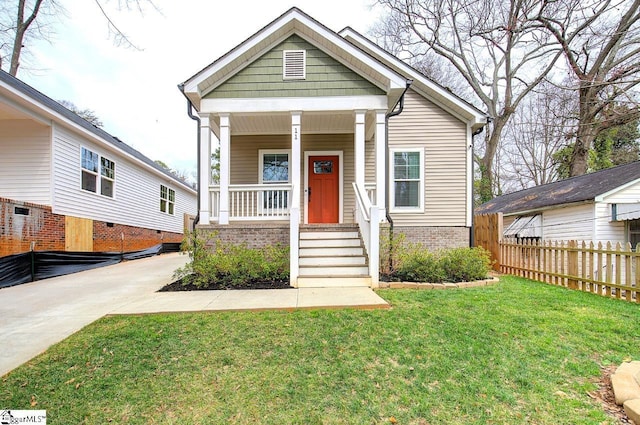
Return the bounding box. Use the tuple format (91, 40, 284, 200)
(475, 161, 640, 245)
(179, 8, 487, 287)
(0, 69, 197, 256)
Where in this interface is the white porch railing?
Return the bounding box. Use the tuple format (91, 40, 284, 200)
(353, 182, 380, 284)
(209, 184, 292, 221)
(365, 182, 376, 205)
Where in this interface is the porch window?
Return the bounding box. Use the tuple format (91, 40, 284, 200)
(81, 147, 115, 198)
(390, 148, 423, 212)
(160, 185, 175, 215)
(259, 150, 290, 210)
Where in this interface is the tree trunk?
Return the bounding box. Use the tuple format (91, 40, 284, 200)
(569, 85, 598, 176)
(477, 116, 508, 203)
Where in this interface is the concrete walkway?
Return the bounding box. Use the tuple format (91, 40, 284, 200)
(0, 253, 388, 377)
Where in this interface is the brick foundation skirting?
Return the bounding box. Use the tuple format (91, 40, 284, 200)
(196, 223, 290, 250)
(387, 226, 470, 251)
(0, 197, 183, 256)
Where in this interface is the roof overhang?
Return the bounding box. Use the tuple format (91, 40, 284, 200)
(180, 8, 408, 112)
(595, 177, 640, 202)
(339, 27, 488, 130)
(500, 200, 594, 218)
(0, 72, 196, 195)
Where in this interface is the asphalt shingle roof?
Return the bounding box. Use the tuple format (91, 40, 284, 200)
(476, 161, 640, 215)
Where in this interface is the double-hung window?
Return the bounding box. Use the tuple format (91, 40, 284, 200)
(160, 185, 175, 215)
(259, 150, 290, 211)
(390, 148, 423, 212)
(81, 147, 115, 198)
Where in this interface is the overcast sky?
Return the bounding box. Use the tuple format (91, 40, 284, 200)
(17, 0, 382, 180)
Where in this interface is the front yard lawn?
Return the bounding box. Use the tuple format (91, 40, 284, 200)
(2, 276, 639, 424)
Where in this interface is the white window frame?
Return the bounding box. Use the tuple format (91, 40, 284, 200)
(283, 50, 306, 80)
(259, 149, 291, 213)
(80, 146, 116, 198)
(160, 184, 175, 215)
(389, 147, 424, 213)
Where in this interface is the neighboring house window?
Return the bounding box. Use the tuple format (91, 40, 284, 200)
(629, 219, 640, 248)
(81, 147, 115, 198)
(259, 150, 290, 210)
(283, 50, 306, 80)
(390, 148, 424, 211)
(160, 185, 175, 215)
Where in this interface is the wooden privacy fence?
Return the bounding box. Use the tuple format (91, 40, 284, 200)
(474, 213, 502, 271)
(501, 239, 640, 303)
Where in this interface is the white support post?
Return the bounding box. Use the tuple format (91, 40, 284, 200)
(198, 115, 212, 225)
(219, 114, 230, 225)
(370, 206, 380, 287)
(354, 110, 366, 188)
(290, 112, 301, 286)
(375, 109, 386, 218)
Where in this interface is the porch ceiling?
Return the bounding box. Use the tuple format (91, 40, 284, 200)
(228, 111, 361, 135)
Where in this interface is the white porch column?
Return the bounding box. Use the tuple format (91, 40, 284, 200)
(354, 110, 366, 187)
(219, 113, 230, 225)
(198, 115, 212, 225)
(290, 111, 301, 286)
(375, 109, 387, 217)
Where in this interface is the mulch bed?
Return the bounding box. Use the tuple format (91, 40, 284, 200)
(589, 364, 632, 424)
(158, 277, 291, 292)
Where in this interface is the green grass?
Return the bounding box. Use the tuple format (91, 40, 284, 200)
(2, 276, 639, 424)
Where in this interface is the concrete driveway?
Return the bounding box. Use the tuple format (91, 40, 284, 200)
(0, 253, 388, 377)
(0, 253, 189, 377)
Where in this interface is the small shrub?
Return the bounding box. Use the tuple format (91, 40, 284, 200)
(174, 231, 289, 288)
(395, 249, 446, 283)
(381, 231, 492, 283)
(439, 247, 492, 282)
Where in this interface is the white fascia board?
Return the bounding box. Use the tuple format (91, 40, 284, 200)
(2, 80, 196, 195)
(183, 8, 407, 97)
(503, 200, 594, 217)
(201, 95, 388, 114)
(595, 178, 640, 202)
(340, 28, 487, 126)
(0, 90, 52, 126)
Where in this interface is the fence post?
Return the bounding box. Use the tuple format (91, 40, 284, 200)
(567, 240, 578, 289)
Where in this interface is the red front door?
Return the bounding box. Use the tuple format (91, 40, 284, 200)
(308, 155, 339, 223)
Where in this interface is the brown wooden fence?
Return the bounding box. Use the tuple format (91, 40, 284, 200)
(474, 213, 502, 271)
(501, 239, 639, 303)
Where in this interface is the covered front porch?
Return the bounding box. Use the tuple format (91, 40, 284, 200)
(196, 110, 387, 286)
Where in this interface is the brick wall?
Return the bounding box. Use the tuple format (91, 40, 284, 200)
(196, 223, 289, 250)
(0, 197, 184, 257)
(390, 226, 471, 251)
(0, 198, 65, 256)
(93, 221, 183, 252)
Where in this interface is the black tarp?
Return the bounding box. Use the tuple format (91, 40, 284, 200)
(0, 243, 175, 289)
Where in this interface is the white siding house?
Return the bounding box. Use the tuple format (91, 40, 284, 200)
(0, 69, 197, 255)
(476, 161, 640, 246)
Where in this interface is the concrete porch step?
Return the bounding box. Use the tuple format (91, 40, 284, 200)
(299, 246, 364, 257)
(299, 238, 362, 248)
(297, 276, 372, 288)
(298, 265, 369, 276)
(300, 231, 360, 240)
(299, 256, 367, 266)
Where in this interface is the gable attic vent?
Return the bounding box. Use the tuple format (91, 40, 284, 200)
(283, 50, 306, 80)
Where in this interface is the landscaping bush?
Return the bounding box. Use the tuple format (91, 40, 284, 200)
(395, 249, 446, 283)
(381, 233, 491, 283)
(174, 231, 289, 288)
(439, 247, 492, 282)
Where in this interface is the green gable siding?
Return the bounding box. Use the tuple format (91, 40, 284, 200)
(205, 35, 384, 99)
